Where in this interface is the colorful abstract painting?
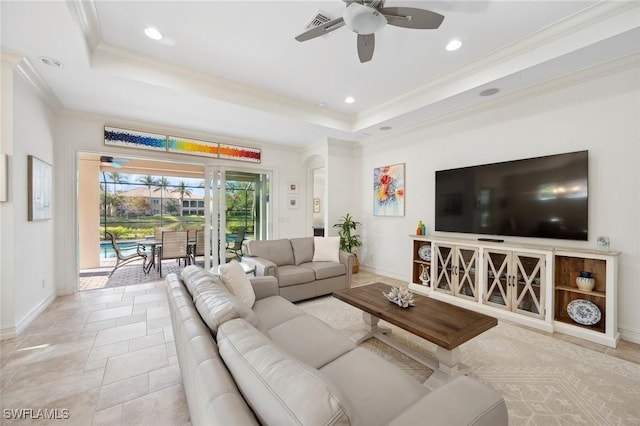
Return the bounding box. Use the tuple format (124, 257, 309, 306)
(104, 126, 166, 151)
(374, 163, 405, 216)
(167, 136, 219, 158)
(219, 144, 261, 163)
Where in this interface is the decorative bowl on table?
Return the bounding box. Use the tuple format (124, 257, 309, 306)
(383, 287, 415, 308)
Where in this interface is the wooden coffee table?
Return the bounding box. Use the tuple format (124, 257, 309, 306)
(333, 282, 497, 388)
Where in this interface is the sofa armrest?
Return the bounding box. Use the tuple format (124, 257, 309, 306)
(339, 251, 355, 287)
(242, 256, 277, 278)
(387, 376, 508, 426)
(249, 276, 279, 300)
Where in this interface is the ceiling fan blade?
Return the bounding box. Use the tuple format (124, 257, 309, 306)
(295, 17, 345, 42)
(380, 7, 444, 29)
(357, 33, 375, 63)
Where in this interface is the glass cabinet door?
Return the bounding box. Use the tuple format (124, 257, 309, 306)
(512, 252, 545, 318)
(484, 250, 510, 309)
(455, 246, 479, 300)
(434, 244, 454, 294)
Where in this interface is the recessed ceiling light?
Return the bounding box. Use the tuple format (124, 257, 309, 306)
(144, 27, 164, 41)
(379, 126, 392, 131)
(446, 39, 462, 51)
(479, 88, 500, 97)
(345, 96, 355, 104)
(40, 57, 63, 68)
(318, 102, 326, 108)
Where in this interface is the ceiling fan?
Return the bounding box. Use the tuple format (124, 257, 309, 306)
(99, 156, 130, 169)
(295, 0, 445, 63)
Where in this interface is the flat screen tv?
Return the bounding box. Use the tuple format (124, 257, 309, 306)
(435, 151, 588, 241)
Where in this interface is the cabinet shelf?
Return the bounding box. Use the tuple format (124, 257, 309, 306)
(555, 312, 606, 333)
(555, 285, 606, 298)
(410, 236, 620, 348)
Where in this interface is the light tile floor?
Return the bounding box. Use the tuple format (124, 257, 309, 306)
(0, 281, 189, 426)
(1, 270, 638, 426)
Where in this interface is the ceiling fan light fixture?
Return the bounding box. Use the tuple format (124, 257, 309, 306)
(343, 3, 387, 35)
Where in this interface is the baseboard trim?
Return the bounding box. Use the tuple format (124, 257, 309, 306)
(358, 265, 407, 283)
(15, 291, 57, 336)
(619, 325, 640, 344)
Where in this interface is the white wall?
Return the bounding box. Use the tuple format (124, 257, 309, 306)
(357, 64, 640, 342)
(325, 139, 359, 237)
(0, 66, 57, 338)
(53, 112, 311, 294)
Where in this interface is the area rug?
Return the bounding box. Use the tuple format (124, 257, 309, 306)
(297, 295, 640, 425)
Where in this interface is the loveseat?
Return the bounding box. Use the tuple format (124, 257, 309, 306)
(167, 264, 508, 426)
(242, 237, 354, 302)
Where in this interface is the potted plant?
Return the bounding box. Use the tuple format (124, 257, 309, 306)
(333, 213, 363, 273)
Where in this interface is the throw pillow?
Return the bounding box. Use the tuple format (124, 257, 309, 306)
(312, 236, 340, 263)
(220, 260, 256, 307)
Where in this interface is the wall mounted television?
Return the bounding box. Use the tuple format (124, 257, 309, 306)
(435, 151, 588, 241)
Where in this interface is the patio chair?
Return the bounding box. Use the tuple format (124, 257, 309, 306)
(158, 231, 189, 277)
(154, 226, 173, 240)
(226, 227, 246, 260)
(105, 231, 147, 277)
(190, 229, 206, 265)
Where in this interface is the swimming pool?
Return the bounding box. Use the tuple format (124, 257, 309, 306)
(100, 241, 144, 259)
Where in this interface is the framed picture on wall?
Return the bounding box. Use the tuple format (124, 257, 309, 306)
(373, 163, 405, 216)
(287, 182, 299, 194)
(287, 196, 299, 209)
(28, 155, 53, 221)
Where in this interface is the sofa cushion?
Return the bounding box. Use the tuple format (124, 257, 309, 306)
(300, 261, 346, 280)
(217, 318, 356, 426)
(320, 347, 428, 426)
(181, 265, 221, 296)
(246, 239, 294, 266)
(267, 315, 356, 369)
(387, 376, 508, 426)
(290, 237, 314, 266)
(165, 274, 259, 426)
(220, 260, 256, 307)
(312, 237, 340, 263)
(192, 278, 260, 334)
(252, 295, 305, 330)
(277, 265, 316, 287)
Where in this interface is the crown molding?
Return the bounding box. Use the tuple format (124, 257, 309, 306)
(361, 52, 640, 147)
(66, 0, 102, 53)
(64, 0, 639, 141)
(90, 43, 355, 133)
(15, 58, 63, 112)
(1, 50, 63, 111)
(354, 1, 640, 131)
(68, 1, 355, 133)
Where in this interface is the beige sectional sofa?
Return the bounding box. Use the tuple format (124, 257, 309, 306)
(242, 237, 354, 302)
(167, 265, 508, 426)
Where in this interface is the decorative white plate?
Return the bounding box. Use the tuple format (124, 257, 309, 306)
(567, 299, 601, 326)
(418, 245, 431, 261)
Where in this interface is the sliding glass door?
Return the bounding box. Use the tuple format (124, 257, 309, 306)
(201, 167, 270, 269)
(77, 152, 270, 290)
